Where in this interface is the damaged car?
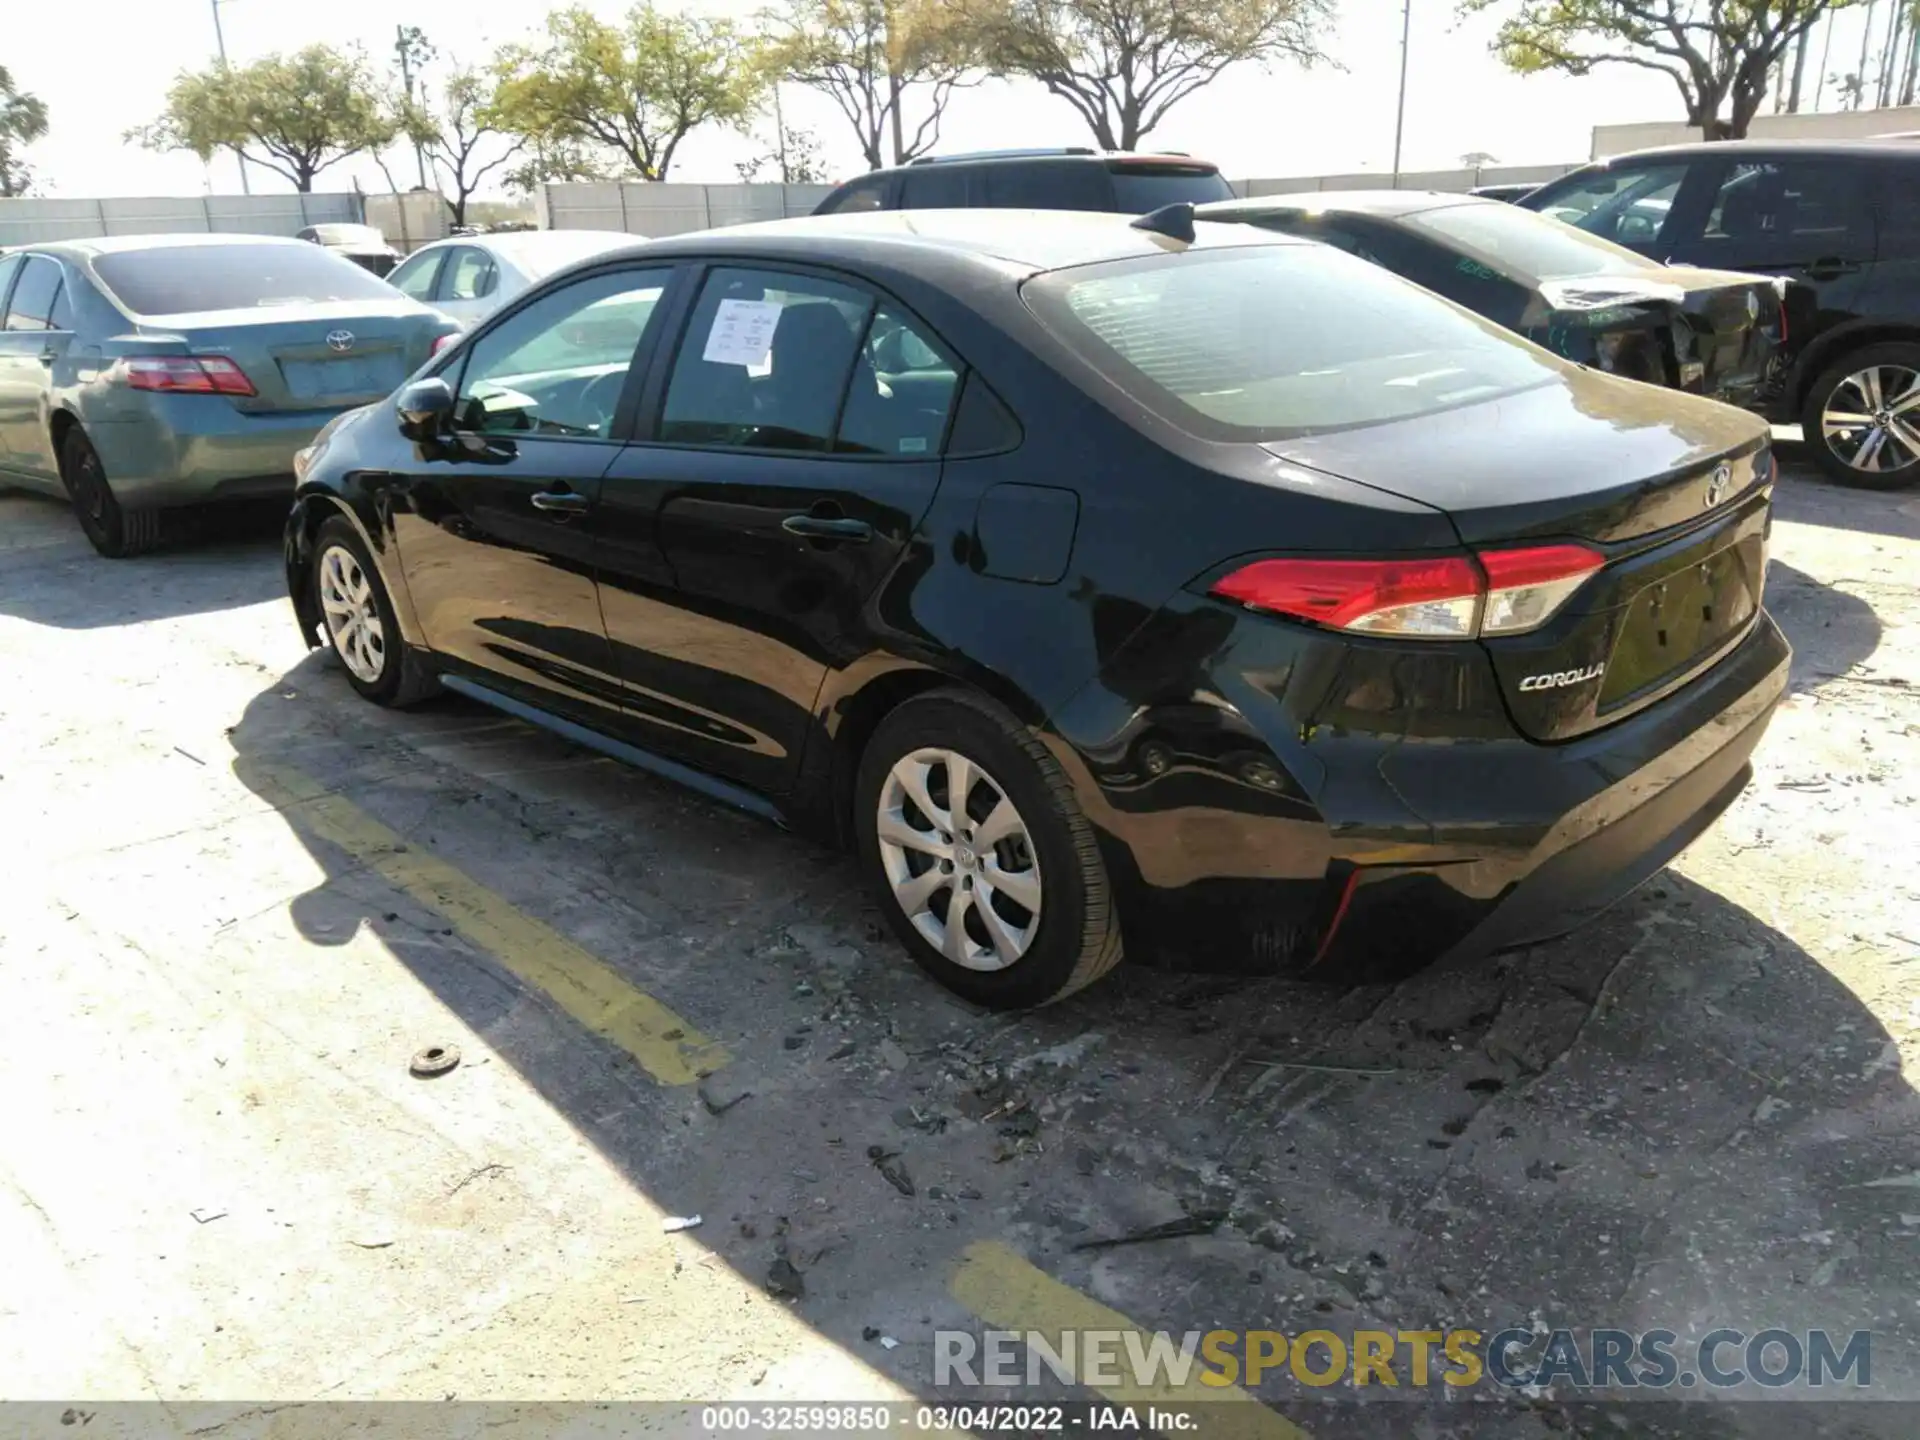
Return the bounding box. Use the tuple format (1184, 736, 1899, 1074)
(1201, 192, 1797, 413)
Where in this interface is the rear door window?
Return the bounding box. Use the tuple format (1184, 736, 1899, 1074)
(901, 166, 974, 209)
(4, 256, 63, 330)
(984, 163, 1110, 210)
(1690, 159, 1874, 263)
(1107, 164, 1235, 211)
(92, 243, 396, 314)
(838, 306, 961, 456)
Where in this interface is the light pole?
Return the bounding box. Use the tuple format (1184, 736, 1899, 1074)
(209, 0, 250, 194)
(1390, 0, 1412, 187)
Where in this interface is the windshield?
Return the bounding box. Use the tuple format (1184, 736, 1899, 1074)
(1403, 201, 1651, 281)
(1024, 244, 1559, 440)
(94, 244, 399, 314)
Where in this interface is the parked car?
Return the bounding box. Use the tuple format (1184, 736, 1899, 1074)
(1469, 181, 1542, 203)
(811, 147, 1235, 216)
(384, 229, 649, 329)
(1520, 140, 1920, 487)
(0, 234, 458, 556)
(297, 223, 403, 278)
(284, 209, 1787, 1008)
(1202, 191, 1788, 411)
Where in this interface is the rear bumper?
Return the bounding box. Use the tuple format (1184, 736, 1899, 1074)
(1050, 600, 1790, 977)
(84, 398, 348, 508)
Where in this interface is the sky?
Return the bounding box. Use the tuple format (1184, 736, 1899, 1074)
(6, 0, 1905, 199)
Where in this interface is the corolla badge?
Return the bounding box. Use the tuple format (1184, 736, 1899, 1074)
(326, 330, 356, 353)
(1706, 462, 1732, 508)
(1519, 663, 1605, 693)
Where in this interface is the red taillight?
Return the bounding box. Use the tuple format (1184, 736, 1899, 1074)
(119, 356, 256, 396)
(1211, 543, 1603, 640)
(432, 332, 460, 356)
(1210, 555, 1483, 638)
(1477, 543, 1604, 635)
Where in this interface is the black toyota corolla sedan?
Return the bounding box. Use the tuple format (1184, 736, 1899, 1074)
(1199, 192, 1793, 413)
(283, 208, 1789, 1009)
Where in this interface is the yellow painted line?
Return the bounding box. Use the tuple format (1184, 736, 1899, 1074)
(239, 758, 727, 1086)
(950, 1242, 1309, 1440)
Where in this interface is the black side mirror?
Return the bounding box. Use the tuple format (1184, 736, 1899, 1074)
(396, 377, 455, 442)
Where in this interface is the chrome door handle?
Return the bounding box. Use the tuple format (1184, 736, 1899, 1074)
(529, 489, 591, 515)
(781, 514, 871, 542)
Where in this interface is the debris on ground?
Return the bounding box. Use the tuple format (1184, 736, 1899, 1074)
(1070, 1212, 1227, 1252)
(892, 1104, 947, 1134)
(867, 1145, 915, 1196)
(447, 1162, 509, 1196)
(877, 1039, 911, 1071)
(766, 1257, 806, 1299)
(409, 1044, 461, 1079)
(189, 1207, 227, 1225)
(662, 1215, 703, 1233)
(698, 1081, 752, 1115)
(880, 1336, 899, 1350)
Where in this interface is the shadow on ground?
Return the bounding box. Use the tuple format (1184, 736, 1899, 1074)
(1764, 560, 1882, 694)
(1774, 451, 1920, 544)
(0, 493, 285, 630)
(219, 647, 1919, 1435)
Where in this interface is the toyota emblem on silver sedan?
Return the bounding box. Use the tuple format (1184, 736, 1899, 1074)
(326, 330, 356, 353)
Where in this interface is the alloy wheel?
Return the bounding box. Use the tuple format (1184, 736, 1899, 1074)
(318, 543, 387, 684)
(875, 747, 1042, 971)
(1821, 364, 1920, 475)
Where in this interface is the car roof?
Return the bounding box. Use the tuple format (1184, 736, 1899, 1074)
(15, 232, 314, 260)
(637, 207, 1303, 274)
(1580, 138, 1920, 165)
(841, 150, 1222, 183)
(1201, 190, 1487, 221)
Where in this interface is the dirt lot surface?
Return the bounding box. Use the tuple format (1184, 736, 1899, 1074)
(3, 456, 1918, 1438)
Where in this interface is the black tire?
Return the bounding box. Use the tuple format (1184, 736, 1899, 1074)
(310, 515, 438, 707)
(1800, 341, 1920, 490)
(854, 689, 1123, 1010)
(60, 427, 164, 558)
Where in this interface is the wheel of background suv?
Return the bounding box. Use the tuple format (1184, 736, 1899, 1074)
(854, 690, 1123, 1010)
(311, 516, 436, 707)
(1801, 341, 1920, 489)
(59, 427, 163, 558)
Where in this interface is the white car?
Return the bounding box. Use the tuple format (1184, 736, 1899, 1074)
(384, 229, 647, 328)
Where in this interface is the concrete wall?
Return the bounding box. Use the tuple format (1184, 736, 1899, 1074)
(364, 191, 451, 253)
(537, 181, 836, 237)
(1592, 103, 1920, 157)
(0, 193, 363, 246)
(1237, 163, 1580, 197)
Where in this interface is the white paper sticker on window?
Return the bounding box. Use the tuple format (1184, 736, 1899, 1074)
(703, 298, 782, 367)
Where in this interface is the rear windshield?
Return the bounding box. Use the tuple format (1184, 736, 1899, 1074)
(1024, 244, 1559, 440)
(93, 244, 398, 315)
(1108, 164, 1235, 211)
(1402, 201, 1649, 281)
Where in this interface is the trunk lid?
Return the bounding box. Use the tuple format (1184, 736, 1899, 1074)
(1264, 375, 1774, 741)
(139, 300, 450, 415)
(1538, 266, 1781, 404)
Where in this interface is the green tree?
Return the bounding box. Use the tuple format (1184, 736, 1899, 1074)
(405, 68, 525, 227)
(764, 0, 984, 169)
(491, 5, 765, 182)
(973, 0, 1328, 152)
(133, 46, 399, 192)
(1461, 0, 1863, 140)
(0, 64, 49, 197)
(736, 122, 830, 182)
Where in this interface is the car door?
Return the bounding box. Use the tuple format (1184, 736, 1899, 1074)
(0, 253, 21, 468)
(0, 255, 74, 482)
(592, 262, 957, 795)
(1667, 156, 1877, 324)
(388, 262, 680, 731)
(433, 245, 501, 329)
(1863, 157, 1920, 325)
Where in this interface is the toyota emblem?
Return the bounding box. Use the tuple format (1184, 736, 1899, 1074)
(1706, 462, 1732, 508)
(326, 330, 356, 354)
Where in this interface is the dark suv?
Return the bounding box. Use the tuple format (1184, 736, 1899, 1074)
(811, 148, 1235, 218)
(1522, 141, 1920, 488)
